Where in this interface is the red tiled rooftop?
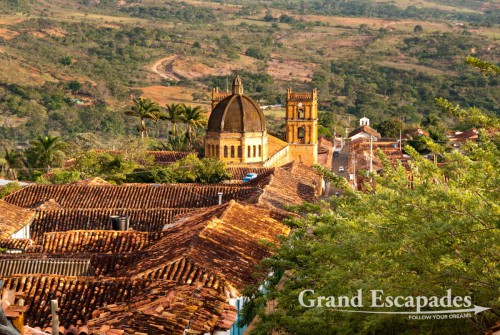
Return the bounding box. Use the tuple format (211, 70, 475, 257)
(0, 200, 35, 239)
(86, 281, 236, 335)
(117, 200, 291, 297)
(42, 230, 165, 254)
(29, 208, 194, 244)
(4, 184, 262, 209)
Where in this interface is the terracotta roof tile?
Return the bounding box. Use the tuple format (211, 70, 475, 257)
(0, 200, 35, 239)
(41, 230, 165, 254)
(451, 129, 479, 140)
(4, 184, 262, 209)
(29, 208, 194, 244)
(257, 162, 322, 211)
(1, 275, 149, 328)
(0, 238, 34, 251)
(226, 167, 275, 180)
(2, 276, 235, 333)
(348, 125, 381, 139)
(86, 281, 236, 335)
(116, 201, 290, 297)
(267, 135, 289, 158)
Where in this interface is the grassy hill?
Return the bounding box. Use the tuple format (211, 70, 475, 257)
(0, 0, 498, 146)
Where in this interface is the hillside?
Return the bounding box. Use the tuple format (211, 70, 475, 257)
(0, 0, 498, 146)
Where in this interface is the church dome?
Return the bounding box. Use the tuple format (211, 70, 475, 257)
(207, 76, 266, 133)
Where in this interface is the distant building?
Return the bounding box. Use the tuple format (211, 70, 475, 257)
(348, 119, 381, 141)
(403, 128, 430, 140)
(359, 117, 370, 126)
(205, 76, 320, 167)
(449, 129, 479, 147)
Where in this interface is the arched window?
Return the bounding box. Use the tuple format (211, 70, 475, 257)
(237, 146, 242, 158)
(258, 145, 262, 157)
(212, 145, 215, 156)
(248, 146, 251, 158)
(298, 107, 305, 119)
(216, 145, 219, 156)
(298, 127, 305, 139)
(231, 146, 235, 158)
(253, 145, 257, 157)
(224, 146, 228, 158)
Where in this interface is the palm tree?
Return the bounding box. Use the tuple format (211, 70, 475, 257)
(161, 103, 184, 137)
(29, 135, 66, 172)
(179, 105, 207, 144)
(2, 148, 24, 180)
(125, 98, 161, 140)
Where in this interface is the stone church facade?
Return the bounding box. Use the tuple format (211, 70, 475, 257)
(205, 76, 319, 167)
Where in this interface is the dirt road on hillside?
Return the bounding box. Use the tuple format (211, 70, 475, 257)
(150, 55, 181, 81)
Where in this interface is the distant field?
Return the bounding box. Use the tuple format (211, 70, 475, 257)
(373, 0, 484, 13)
(140, 86, 211, 110)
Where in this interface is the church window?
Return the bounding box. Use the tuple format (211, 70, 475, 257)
(231, 146, 235, 158)
(224, 146, 228, 158)
(258, 145, 262, 157)
(253, 145, 257, 157)
(238, 146, 242, 158)
(298, 127, 305, 139)
(216, 145, 219, 156)
(248, 146, 251, 157)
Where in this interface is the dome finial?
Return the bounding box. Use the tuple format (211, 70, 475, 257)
(232, 75, 244, 95)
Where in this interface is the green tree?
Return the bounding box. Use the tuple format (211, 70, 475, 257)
(125, 98, 161, 140)
(2, 148, 25, 180)
(162, 103, 184, 137)
(247, 134, 499, 334)
(26, 135, 66, 172)
(246, 59, 500, 335)
(179, 105, 207, 144)
(170, 153, 230, 183)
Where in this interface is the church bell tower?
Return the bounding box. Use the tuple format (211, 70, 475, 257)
(285, 88, 318, 166)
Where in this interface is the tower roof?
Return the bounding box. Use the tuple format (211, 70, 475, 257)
(207, 76, 266, 133)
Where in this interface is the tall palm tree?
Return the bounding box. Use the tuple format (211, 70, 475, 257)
(2, 148, 24, 180)
(161, 103, 184, 137)
(29, 135, 66, 172)
(125, 98, 161, 140)
(179, 105, 207, 143)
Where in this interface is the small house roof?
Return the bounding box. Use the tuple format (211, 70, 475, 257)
(348, 125, 381, 139)
(0, 200, 35, 239)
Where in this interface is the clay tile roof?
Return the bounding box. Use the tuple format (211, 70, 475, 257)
(41, 230, 165, 254)
(226, 166, 275, 180)
(348, 125, 381, 139)
(256, 162, 322, 211)
(1, 275, 150, 328)
(452, 129, 479, 139)
(86, 281, 237, 335)
(0, 238, 34, 251)
(29, 208, 194, 244)
(267, 135, 289, 157)
(4, 184, 262, 209)
(116, 201, 290, 297)
(31, 199, 62, 210)
(0, 200, 35, 239)
(0, 258, 92, 276)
